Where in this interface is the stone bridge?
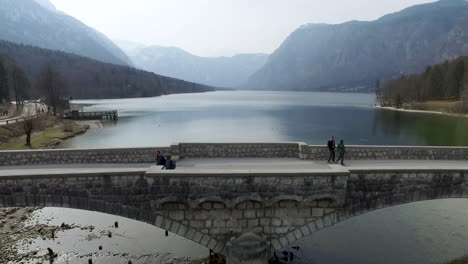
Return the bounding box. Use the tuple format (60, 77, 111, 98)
(1, 143, 468, 264)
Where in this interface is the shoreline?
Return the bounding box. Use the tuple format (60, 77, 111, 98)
(375, 105, 468, 118)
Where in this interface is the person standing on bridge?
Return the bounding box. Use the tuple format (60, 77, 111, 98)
(327, 136, 336, 163)
(155, 151, 166, 166)
(336, 140, 346, 165)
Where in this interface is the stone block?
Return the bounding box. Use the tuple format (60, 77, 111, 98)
(193, 232, 203, 243)
(231, 209, 243, 219)
(169, 210, 184, 221)
(170, 222, 180, 234)
(177, 225, 188, 237)
(200, 235, 211, 247)
(291, 218, 305, 226)
(271, 240, 282, 250)
(247, 219, 259, 227)
(275, 227, 289, 234)
(213, 219, 226, 228)
(208, 239, 217, 250)
(189, 220, 204, 229)
(293, 229, 303, 240)
(274, 208, 288, 218)
(193, 210, 209, 220)
(279, 237, 288, 248)
(286, 232, 296, 243)
(264, 208, 273, 217)
(307, 222, 317, 233)
(260, 218, 270, 226)
(244, 209, 256, 219)
(272, 219, 282, 227)
(312, 208, 324, 217)
(300, 225, 311, 236)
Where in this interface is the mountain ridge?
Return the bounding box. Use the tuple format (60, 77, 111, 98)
(0, 0, 131, 66)
(118, 42, 269, 88)
(246, 0, 468, 92)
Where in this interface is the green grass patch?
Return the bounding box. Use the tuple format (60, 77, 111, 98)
(0, 120, 88, 150)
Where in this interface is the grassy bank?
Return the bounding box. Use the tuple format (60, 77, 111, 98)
(405, 100, 466, 114)
(442, 256, 468, 264)
(0, 116, 89, 150)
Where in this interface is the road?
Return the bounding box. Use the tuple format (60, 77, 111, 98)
(0, 102, 48, 126)
(0, 159, 467, 177)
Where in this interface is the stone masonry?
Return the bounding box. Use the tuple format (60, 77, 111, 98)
(1, 165, 468, 262)
(1, 143, 468, 166)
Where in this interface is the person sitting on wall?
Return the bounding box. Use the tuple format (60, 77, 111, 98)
(155, 151, 166, 165)
(161, 155, 176, 170)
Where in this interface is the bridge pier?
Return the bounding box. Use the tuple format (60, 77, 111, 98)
(226, 233, 270, 264)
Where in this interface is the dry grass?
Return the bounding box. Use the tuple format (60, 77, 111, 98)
(442, 255, 468, 264)
(407, 100, 465, 113)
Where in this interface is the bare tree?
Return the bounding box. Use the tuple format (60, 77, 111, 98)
(11, 65, 30, 109)
(0, 57, 9, 103)
(38, 64, 67, 115)
(23, 119, 34, 147)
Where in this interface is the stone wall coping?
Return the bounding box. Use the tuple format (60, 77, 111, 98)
(1, 144, 467, 154)
(307, 145, 468, 149)
(0, 147, 169, 154)
(349, 166, 468, 173)
(146, 165, 350, 177)
(0, 169, 145, 179)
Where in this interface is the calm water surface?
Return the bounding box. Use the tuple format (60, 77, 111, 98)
(54, 91, 468, 263)
(63, 91, 468, 148)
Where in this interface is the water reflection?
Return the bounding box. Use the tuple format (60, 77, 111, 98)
(293, 199, 468, 264)
(62, 91, 468, 148)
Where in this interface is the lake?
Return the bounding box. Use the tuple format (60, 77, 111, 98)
(51, 91, 468, 264)
(63, 91, 468, 148)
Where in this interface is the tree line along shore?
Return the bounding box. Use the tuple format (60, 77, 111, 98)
(376, 56, 468, 114)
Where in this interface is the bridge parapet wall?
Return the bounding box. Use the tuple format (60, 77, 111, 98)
(302, 145, 468, 160)
(178, 143, 300, 159)
(0, 147, 170, 166)
(1, 143, 468, 166)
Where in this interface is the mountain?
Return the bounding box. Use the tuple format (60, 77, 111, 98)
(0, 40, 214, 99)
(0, 0, 131, 66)
(246, 0, 468, 92)
(120, 44, 268, 88)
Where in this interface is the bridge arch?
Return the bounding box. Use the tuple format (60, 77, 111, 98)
(0, 194, 225, 253)
(274, 173, 468, 250)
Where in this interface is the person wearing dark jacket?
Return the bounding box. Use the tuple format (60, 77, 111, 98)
(336, 140, 346, 165)
(161, 155, 176, 170)
(155, 151, 166, 165)
(327, 136, 336, 163)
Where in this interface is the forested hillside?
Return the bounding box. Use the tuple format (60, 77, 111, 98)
(0, 0, 131, 66)
(379, 57, 467, 109)
(0, 40, 214, 99)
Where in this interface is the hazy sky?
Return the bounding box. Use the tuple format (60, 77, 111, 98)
(50, 0, 437, 57)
